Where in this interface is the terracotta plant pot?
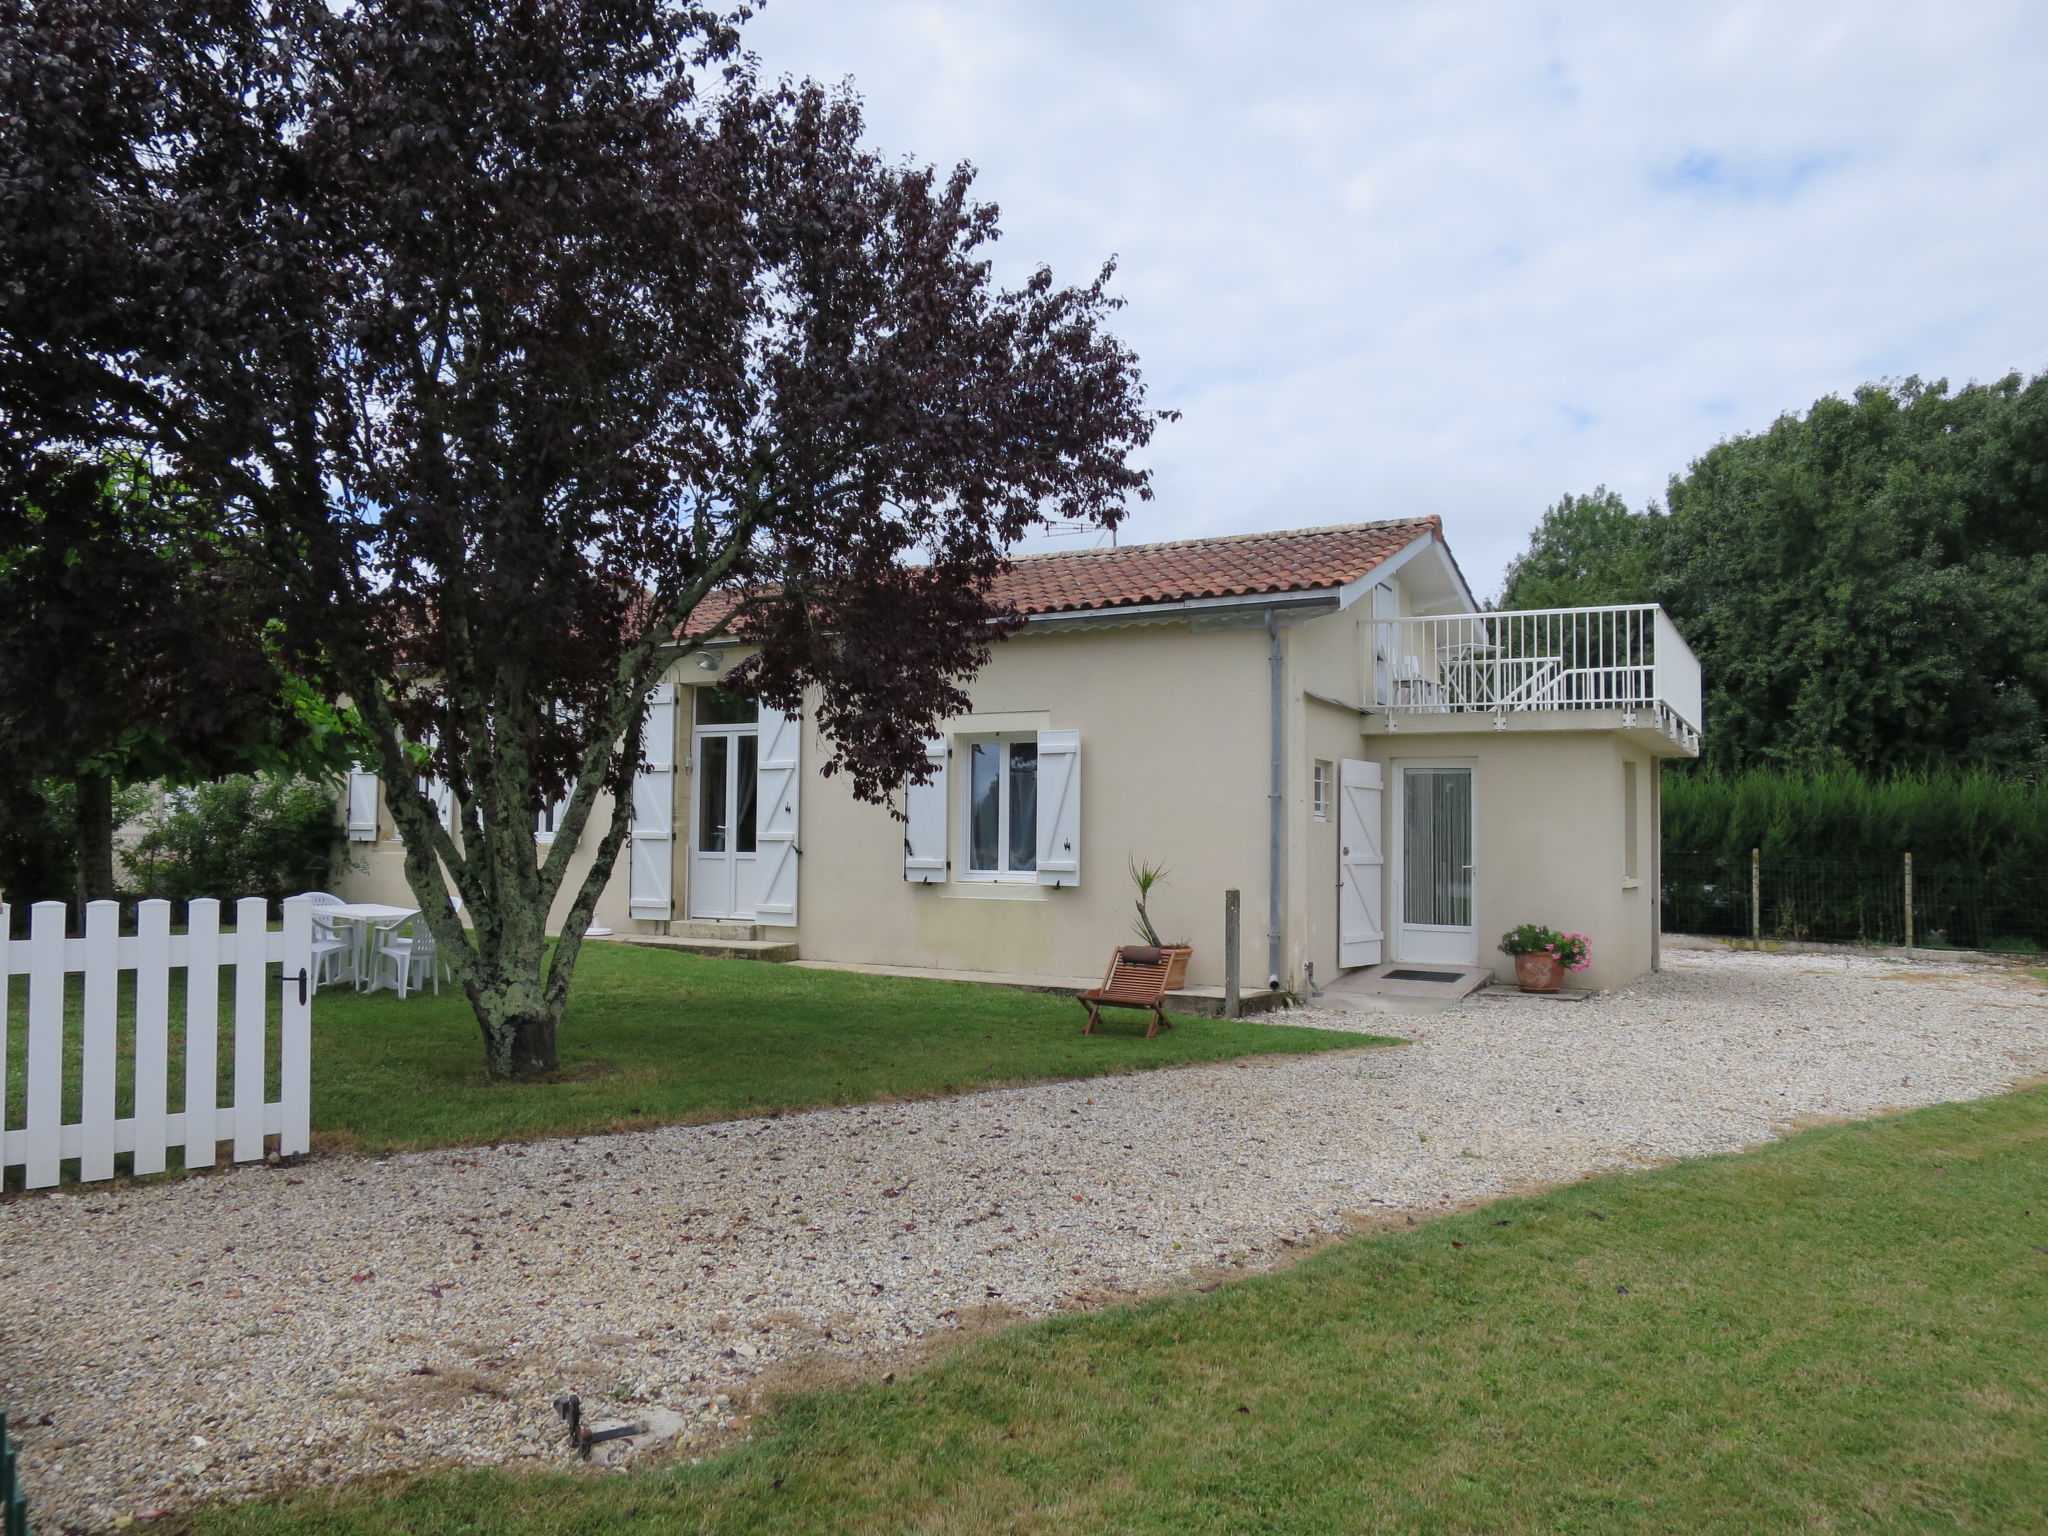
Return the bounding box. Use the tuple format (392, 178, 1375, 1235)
(1515, 952, 1564, 993)
(1162, 946, 1193, 990)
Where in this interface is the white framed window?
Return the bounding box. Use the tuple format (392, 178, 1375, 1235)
(1313, 761, 1333, 822)
(1622, 759, 1639, 880)
(962, 735, 1039, 880)
(906, 727, 1080, 888)
(536, 796, 571, 844)
(535, 704, 574, 845)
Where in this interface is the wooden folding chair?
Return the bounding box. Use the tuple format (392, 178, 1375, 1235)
(1078, 945, 1176, 1038)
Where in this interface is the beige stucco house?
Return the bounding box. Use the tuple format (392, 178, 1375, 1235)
(338, 518, 1702, 997)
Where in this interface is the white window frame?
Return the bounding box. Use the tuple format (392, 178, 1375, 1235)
(1312, 760, 1333, 822)
(958, 733, 1040, 883)
(1622, 758, 1640, 883)
(536, 795, 570, 845)
(534, 704, 572, 845)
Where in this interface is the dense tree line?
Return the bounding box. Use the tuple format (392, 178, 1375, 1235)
(1501, 372, 2048, 777)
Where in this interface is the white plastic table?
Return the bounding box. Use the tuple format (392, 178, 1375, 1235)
(323, 902, 420, 992)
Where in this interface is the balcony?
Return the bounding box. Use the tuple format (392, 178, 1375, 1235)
(1372, 605, 1702, 753)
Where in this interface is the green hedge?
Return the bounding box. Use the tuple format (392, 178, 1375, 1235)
(1661, 769, 2048, 952)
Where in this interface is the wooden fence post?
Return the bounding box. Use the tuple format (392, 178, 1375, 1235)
(1904, 852, 1914, 951)
(133, 899, 173, 1177)
(184, 898, 221, 1169)
(279, 895, 314, 1158)
(25, 901, 64, 1189)
(1750, 848, 1761, 946)
(1223, 889, 1241, 1019)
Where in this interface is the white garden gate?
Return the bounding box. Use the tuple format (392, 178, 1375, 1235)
(1, 896, 312, 1189)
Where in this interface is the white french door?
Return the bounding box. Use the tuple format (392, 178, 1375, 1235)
(689, 724, 759, 920)
(1393, 763, 1476, 964)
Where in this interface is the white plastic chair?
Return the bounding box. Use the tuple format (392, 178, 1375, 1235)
(371, 915, 445, 999)
(295, 891, 355, 990)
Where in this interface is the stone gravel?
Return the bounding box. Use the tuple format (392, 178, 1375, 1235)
(4, 950, 2045, 1530)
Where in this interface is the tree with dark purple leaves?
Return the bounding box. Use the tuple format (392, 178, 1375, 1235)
(0, 0, 1166, 1076)
(0, 455, 348, 914)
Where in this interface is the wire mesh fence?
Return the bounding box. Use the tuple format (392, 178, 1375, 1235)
(1662, 850, 2048, 956)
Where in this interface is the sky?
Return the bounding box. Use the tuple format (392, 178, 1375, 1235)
(740, 0, 2048, 596)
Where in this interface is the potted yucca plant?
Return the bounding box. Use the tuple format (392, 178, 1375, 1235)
(1130, 859, 1193, 989)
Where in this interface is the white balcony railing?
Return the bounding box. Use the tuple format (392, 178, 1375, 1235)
(1373, 604, 1701, 747)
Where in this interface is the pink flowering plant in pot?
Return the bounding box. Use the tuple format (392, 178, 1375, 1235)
(1498, 924, 1590, 992)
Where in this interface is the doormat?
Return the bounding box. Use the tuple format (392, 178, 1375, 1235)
(1383, 968, 1467, 983)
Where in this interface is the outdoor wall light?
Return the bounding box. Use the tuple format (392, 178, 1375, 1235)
(695, 651, 722, 672)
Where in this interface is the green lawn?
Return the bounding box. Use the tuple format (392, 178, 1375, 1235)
(6, 941, 1369, 1160)
(176, 1082, 2048, 1536)
(310, 944, 1367, 1153)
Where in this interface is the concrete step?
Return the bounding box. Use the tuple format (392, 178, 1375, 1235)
(599, 934, 798, 963)
(1325, 963, 1493, 1002)
(668, 919, 769, 941)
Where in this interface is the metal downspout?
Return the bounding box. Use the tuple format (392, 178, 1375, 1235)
(1266, 608, 1283, 989)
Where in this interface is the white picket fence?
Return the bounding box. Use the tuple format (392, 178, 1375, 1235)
(1, 896, 312, 1189)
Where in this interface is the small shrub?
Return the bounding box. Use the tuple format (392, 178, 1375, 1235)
(128, 773, 347, 906)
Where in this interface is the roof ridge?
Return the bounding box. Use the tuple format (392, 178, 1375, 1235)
(1010, 516, 1434, 563)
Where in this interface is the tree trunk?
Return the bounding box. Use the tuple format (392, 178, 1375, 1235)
(462, 906, 567, 1081)
(505, 1011, 559, 1079)
(358, 657, 650, 1084)
(72, 768, 117, 912)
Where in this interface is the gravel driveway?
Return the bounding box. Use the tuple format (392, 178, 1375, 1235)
(6, 950, 2046, 1530)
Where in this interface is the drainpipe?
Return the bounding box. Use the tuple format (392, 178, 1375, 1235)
(1266, 608, 1284, 990)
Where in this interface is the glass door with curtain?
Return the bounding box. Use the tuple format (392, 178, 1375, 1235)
(688, 688, 760, 920)
(1395, 763, 1476, 964)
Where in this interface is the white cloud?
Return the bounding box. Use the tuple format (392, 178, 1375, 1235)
(742, 0, 2048, 594)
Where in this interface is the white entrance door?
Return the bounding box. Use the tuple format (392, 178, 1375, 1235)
(689, 719, 760, 920)
(1394, 763, 1476, 964)
(1338, 759, 1384, 967)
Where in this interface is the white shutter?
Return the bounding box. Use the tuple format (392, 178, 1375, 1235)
(904, 736, 949, 883)
(754, 702, 801, 921)
(1035, 730, 1081, 887)
(1338, 758, 1384, 966)
(346, 770, 381, 842)
(629, 684, 677, 919)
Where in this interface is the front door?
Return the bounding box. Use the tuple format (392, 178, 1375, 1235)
(1394, 763, 1476, 964)
(689, 689, 759, 920)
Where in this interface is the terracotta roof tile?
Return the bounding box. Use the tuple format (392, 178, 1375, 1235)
(684, 517, 1438, 634)
(989, 516, 1437, 615)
